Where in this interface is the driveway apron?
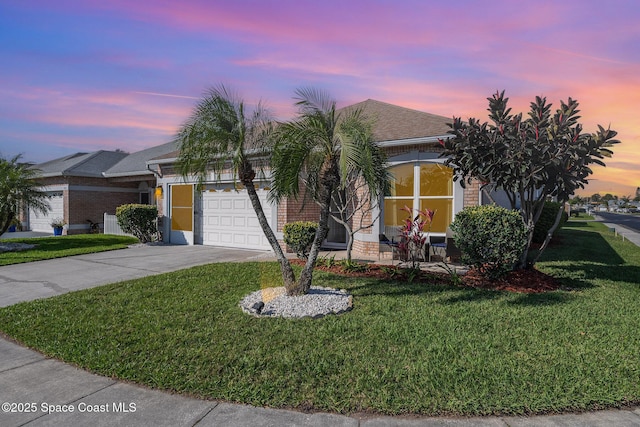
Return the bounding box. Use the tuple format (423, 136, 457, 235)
(0, 245, 267, 308)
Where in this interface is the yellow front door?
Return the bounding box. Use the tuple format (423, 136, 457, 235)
(170, 184, 194, 244)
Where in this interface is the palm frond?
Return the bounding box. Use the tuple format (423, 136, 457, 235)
(175, 84, 272, 188)
(271, 87, 390, 204)
(294, 87, 335, 116)
(0, 155, 51, 232)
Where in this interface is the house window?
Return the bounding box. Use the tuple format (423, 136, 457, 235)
(139, 192, 150, 205)
(384, 162, 453, 234)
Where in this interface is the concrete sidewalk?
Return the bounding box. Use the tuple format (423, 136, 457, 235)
(599, 222, 640, 247)
(1, 245, 639, 426)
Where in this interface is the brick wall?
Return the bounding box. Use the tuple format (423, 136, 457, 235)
(351, 176, 375, 236)
(35, 175, 152, 235)
(463, 179, 481, 207)
(352, 239, 381, 258)
(277, 189, 321, 232)
(67, 190, 140, 234)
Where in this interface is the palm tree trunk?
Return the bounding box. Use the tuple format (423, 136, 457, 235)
(0, 210, 14, 235)
(295, 200, 331, 295)
(292, 177, 334, 296)
(244, 181, 296, 291)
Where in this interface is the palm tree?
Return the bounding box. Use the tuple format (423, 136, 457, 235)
(270, 88, 390, 295)
(0, 155, 50, 234)
(175, 85, 296, 290)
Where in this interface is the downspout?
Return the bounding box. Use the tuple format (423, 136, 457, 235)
(146, 164, 163, 178)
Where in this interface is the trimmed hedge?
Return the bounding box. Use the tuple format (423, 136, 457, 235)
(283, 221, 318, 260)
(115, 204, 158, 243)
(450, 205, 527, 279)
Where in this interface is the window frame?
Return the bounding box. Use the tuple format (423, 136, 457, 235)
(383, 160, 455, 236)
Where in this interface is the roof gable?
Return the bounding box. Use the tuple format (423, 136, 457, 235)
(35, 151, 128, 178)
(339, 99, 451, 142)
(104, 141, 178, 176)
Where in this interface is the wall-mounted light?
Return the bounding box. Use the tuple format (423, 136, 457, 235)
(155, 186, 163, 198)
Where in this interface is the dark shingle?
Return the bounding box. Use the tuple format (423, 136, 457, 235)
(339, 99, 451, 142)
(34, 151, 128, 177)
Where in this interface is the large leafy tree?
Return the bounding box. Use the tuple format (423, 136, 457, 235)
(175, 85, 296, 290)
(0, 155, 50, 234)
(270, 88, 390, 295)
(441, 91, 619, 269)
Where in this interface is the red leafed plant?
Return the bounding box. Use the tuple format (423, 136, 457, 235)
(397, 205, 435, 269)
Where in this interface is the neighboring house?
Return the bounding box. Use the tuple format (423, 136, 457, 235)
(28, 142, 177, 234)
(149, 99, 480, 258)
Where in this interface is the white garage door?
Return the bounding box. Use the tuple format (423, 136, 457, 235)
(29, 191, 64, 232)
(200, 187, 273, 251)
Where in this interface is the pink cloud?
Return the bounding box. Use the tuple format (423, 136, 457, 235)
(4, 86, 190, 134)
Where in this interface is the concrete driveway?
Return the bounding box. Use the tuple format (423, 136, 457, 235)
(0, 244, 270, 308)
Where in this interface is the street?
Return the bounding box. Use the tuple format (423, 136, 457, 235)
(596, 211, 640, 233)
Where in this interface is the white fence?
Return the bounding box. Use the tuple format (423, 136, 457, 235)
(103, 213, 134, 237)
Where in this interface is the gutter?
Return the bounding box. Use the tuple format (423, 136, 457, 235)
(377, 135, 450, 148)
(101, 170, 158, 178)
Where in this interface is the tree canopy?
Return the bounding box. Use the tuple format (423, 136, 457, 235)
(0, 155, 50, 235)
(441, 91, 620, 268)
(271, 88, 390, 294)
(175, 85, 296, 292)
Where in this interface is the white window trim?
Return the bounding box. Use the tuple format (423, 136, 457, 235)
(382, 159, 460, 237)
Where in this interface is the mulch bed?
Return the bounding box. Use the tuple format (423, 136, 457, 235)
(462, 267, 560, 293)
(290, 259, 560, 294)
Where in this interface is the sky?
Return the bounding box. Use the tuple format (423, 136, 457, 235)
(1, 0, 639, 197)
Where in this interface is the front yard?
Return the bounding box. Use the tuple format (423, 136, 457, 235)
(0, 234, 139, 265)
(0, 221, 638, 416)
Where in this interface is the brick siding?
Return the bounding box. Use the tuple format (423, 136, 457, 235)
(36, 175, 154, 235)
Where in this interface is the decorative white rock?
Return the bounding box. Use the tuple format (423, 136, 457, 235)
(240, 286, 353, 319)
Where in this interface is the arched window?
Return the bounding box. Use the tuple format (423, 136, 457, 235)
(383, 162, 454, 234)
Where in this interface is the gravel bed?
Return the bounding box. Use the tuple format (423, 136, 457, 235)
(240, 286, 353, 319)
(0, 242, 36, 253)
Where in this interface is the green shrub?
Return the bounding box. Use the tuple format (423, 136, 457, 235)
(533, 201, 568, 244)
(450, 205, 527, 279)
(283, 221, 318, 260)
(115, 204, 158, 243)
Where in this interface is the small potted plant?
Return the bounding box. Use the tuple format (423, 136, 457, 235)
(50, 218, 66, 236)
(8, 217, 20, 232)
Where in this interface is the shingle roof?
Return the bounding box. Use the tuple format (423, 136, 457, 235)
(35, 151, 129, 178)
(148, 100, 453, 164)
(103, 141, 178, 176)
(34, 100, 451, 176)
(339, 99, 451, 142)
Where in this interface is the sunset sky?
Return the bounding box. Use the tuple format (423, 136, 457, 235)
(1, 0, 639, 197)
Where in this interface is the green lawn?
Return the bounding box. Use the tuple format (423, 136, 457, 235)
(0, 222, 638, 416)
(0, 234, 139, 265)
(568, 213, 595, 221)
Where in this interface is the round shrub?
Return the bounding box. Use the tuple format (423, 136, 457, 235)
(450, 205, 527, 279)
(283, 221, 318, 260)
(532, 201, 568, 244)
(116, 204, 158, 243)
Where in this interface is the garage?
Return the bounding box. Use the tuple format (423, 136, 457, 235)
(199, 185, 274, 251)
(28, 191, 64, 232)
